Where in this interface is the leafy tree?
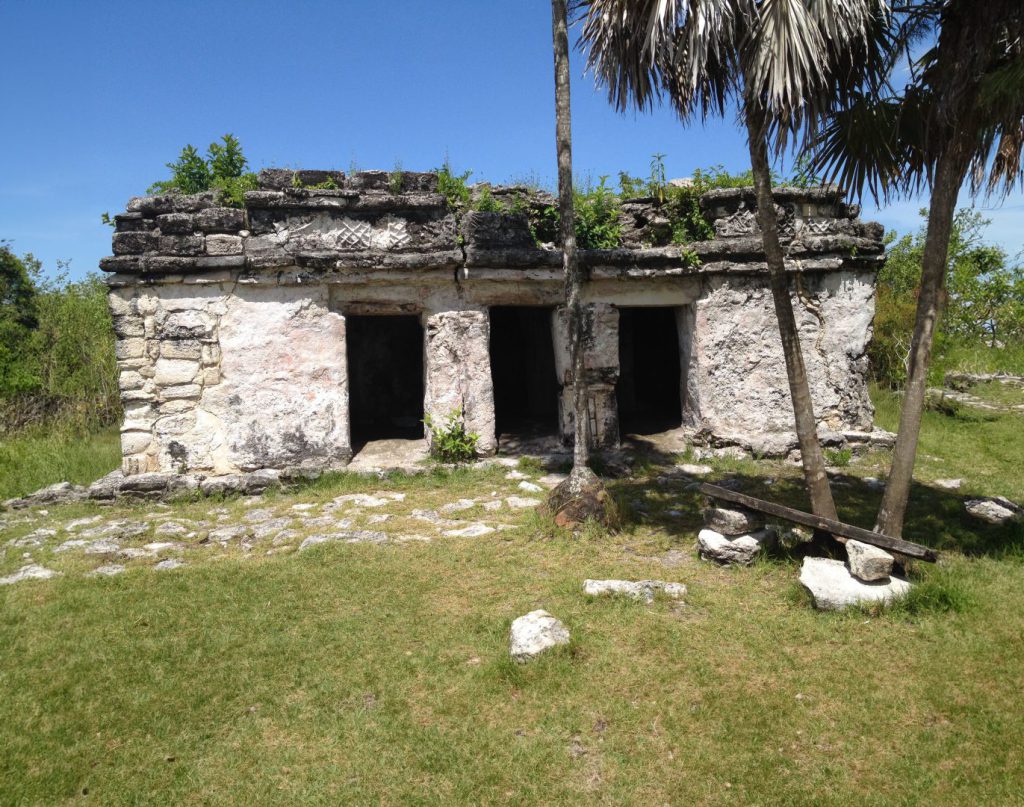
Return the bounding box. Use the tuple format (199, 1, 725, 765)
(576, 0, 889, 524)
(872, 210, 1024, 387)
(0, 244, 41, 396)
(813, 0, 1024, 538)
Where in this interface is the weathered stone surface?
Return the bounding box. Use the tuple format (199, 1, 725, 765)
(800, 557, 911, 611)
(583, 579, 686, 603)
(697, 528, 775, 566)
(509, 610, 570, 663)
(845, 539, 894, 582)
(690, 271, 876, 455)
(965, 497, 1022, 525)
(113, 231, 158, 255)
(156, 213, 195, 234)
(205, 234, 243, 255)
(159, 235, 205, 256)
(424, 311, 496, 456)
(703, 506, 764, 536)
(196, 207, 245, 233)
(0, 565, 60, 585)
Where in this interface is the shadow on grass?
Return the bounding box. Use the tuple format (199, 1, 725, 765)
(605, 461, 1024, 560)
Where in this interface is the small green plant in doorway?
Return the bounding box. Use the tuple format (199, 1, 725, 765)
(424, 408, 479, 463)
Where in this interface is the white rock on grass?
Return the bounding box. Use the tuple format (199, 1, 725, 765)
(505, 470, 529, 481)
(509, 610, 570, 663)
(697, 528, 774, 566)
(703, 506, 764, 536)
(845, 539, 894, 582)
(934, 478, 962, 490)
(154, 558, 185, 571)
(0, 564, 60, 585)
(299, 530, 389, 551)
(505, 496, 541, 509)
(439, 499, 477, 513)
(800, 557, 912, 611)
(583, 579, 686, 604)
(538, 473, 568, 488)
(677, 463, 713, 476)
(518, 481, 544, 494)
(443, 523, 495, 538)
(965, 497, 1022, 525)
(90, 564, 126, 577)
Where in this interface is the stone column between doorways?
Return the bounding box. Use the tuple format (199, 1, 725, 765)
(422, 308, 498, 456)
(552, 303, 621, 449)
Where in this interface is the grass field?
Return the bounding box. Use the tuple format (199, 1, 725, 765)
(0, 426, 120, 501)
(0, 391, 1022, 804)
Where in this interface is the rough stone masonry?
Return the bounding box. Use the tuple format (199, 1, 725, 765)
(100, 168, 889, 478)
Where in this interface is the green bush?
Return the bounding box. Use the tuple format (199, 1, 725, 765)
(870, 209, 1024, 389)
(424, 408, 479, 464)
(0, 245, 118, 435)
(148, 134, 258, 209)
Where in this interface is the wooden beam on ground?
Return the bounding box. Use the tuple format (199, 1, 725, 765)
(698, 483, 939, 562)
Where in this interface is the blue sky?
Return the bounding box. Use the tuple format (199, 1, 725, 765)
(2, 0, 1020, 281)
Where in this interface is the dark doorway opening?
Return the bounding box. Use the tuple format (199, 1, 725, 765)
(489, 306, 560, 442)
(347, 315, 424, 447)
(617, 306, 682, 435)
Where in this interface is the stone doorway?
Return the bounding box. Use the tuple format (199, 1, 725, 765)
(346, 314, 425, 448)
(489, 306, 561, 449)
(616, 306, 683, 436)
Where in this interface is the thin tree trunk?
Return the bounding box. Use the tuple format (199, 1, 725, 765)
(875, 147, 966, 537)
(745, 109, 838, 521)
(551, 0, 590, 471)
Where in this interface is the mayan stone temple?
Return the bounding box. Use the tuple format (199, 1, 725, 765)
(99, 168, 888, 484)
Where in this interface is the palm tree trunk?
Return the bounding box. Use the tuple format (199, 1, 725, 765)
(875, 146, 966, 538)
(745, 109, 838, 521)
(551, 0, 590, 471)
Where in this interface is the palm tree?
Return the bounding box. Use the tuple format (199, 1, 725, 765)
(552, 0, 592, 475)
(547, 0, 612, 526)
(576, 0, 887, 522)
(812, 0, 1024, 538)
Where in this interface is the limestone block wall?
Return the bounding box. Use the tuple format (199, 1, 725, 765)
(110, 283, 348, 476)
(101, 173, 886, 474)
(688, 271, 876, 456)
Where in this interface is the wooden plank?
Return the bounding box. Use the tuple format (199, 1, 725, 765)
(698, 483, 938, 562)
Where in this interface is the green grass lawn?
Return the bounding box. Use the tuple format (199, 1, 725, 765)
(1, 394, 1022, 805)
(0, 426, 120, 501)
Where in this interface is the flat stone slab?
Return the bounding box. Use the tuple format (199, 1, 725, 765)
(0, 564, 60, 585)
(505, 496, 541, 509)
(800, 557, 912, 611)
(583, 579, 686, 604)
(299, 530, 389, 551)
(510, 610, 570, 663)
(965, 497, 1022, 525)
(443, 523, 495, 538)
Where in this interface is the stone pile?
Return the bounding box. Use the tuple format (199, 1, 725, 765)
(697, 504, 776, 566)
(800, 539, 911, 611)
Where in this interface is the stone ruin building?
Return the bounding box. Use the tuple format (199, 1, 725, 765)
(100, 168, 888, 482)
